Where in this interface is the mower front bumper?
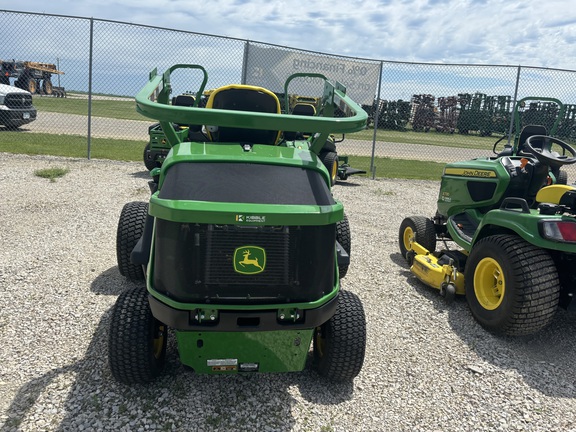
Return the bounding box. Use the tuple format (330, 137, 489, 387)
(148, 292, 339, 332)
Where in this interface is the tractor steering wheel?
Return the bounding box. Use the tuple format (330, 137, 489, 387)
(524, 135, 576, 169)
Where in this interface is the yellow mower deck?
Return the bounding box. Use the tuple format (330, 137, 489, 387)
(408, 242, 465, 297)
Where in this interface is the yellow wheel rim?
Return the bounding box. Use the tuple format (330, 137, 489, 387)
(474, 257, 505, 310)
(403, 226, 414, 251)
(152, 324, 166, 359)
(331, 161, 338, 183)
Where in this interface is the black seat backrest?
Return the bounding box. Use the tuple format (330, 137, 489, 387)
(284, 103, 316, 141)
(172, 94, 195, 107)
(518, 124, 547, 154)
(206, 85, 281, 145)
(171, 94, 202, 132)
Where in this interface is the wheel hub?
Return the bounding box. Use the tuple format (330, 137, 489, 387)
(474, 257, 505, 310)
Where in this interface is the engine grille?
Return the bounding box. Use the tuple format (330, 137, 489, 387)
(4, 93, 33, 109)
(153, 221, 335, 304)
(204, 225, 293, 285)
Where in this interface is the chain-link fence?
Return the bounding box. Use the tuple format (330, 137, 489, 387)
(2, 9, 576, 177)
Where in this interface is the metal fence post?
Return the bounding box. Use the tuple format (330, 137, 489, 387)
(370, 61, 384, 179)
(506, 65, 522, 146)
(241, 40, 250, 85)
(87, 17, 94, 159)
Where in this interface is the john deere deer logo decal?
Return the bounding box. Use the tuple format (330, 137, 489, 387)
(233, 246, 266, 275)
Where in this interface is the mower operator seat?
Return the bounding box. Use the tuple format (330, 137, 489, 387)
(284, 103, 316, 141)
(518, 124, 547, 155)
(205, 84, 281, 145)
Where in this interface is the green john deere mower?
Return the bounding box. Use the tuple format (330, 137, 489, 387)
(109, 64, 368, 383)
(399, 97, 576, 336)
(143, 69, 365, 185)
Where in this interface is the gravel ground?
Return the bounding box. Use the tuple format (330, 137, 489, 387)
(1, 153, 576, 432)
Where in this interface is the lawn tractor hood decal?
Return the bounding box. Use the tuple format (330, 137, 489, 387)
(233, 246, 266, 274)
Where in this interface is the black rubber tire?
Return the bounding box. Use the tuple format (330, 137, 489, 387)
(143, 142, 156, 171)
(27, 77, 37, 94)
(464, 234, 560, 336)
(313, 290, 366, 382)
(116, 202, 148, 280)
(336, 213, 351, 279)
(398, 216, 436, 261)
(109, 286, 167, 384)
(557, 170, 568, 185)
(42, 79, 53, 95)
(320, 151, 339, 186)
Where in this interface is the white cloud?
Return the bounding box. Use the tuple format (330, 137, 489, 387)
(6, 0, 576, 69)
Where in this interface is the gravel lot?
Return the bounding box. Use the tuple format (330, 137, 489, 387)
(1, 153, 576, 432)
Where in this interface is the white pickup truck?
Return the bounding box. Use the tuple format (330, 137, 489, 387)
(0, 83, 37, 128)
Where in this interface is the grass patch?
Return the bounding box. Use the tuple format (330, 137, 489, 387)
(344, 155, 445, 180)
(34, 167, 70, 182)
(2, 131, 445, 180)
(0, 131, 144, 161)
(32, 95, 146, 121)
(348, 127, 502, 150)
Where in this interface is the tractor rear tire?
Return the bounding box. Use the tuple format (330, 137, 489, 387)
(399, 216, 436, 262)
(336, 213, 351, 279)
(320, 151, 339, 186)
(42, 79, 53, 95)
(313, 290, 366, 382)
(109, 286, 167, 384)
(27, 77, 37, 94)
(464, 234, 560, 336)
(116, 201, 148, 280)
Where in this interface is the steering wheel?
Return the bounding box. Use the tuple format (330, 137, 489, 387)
(524, 135, 576, 169)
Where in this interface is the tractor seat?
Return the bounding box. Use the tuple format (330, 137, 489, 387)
(171, 94, 203, 134)
(284, 103, 316, 141)
(172, 94, 195, 107)
(205, 85, 281, 145)
(518, 124, 547, 155)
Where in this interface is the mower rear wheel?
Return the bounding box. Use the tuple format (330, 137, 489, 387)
(116, 201, 148, 280)
(336, 213, 351, 279)
(398, 216, 436, 262)
(109, 286, 167, 384)
(465, 234, 560, 336)
(313, 290, 366, 382)
(143, 143, 157, 171)
(557, 170, 568, 185)
(320, 151, 339, 186)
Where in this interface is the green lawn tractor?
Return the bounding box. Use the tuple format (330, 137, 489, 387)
(399, 97, 576, 336)
(143, 70, 366, 185)
(109, 64, 368, 383)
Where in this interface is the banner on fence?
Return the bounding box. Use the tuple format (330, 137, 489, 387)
(244, 44, 379, 105)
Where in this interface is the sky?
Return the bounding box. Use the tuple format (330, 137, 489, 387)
(2, 1, 576, 102)
(5, 0, 576, 70)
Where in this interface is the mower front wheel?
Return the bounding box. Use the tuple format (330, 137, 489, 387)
(465, 234, 560, 336)
(313, 290, 366, 382)
(398, 216, 436, 262)
(109, 286, 168, 384)
(116, 201, 148, 280)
